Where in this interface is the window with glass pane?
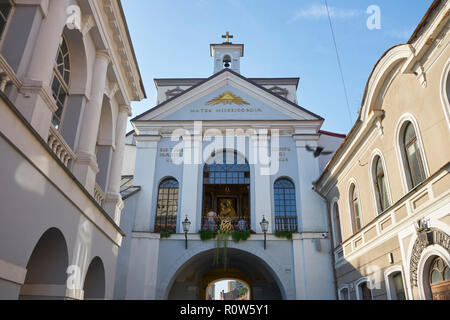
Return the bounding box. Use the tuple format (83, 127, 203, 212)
(155, 179, 179, 230)
(340, 288, 349, 300)
(392, 272, 406, 300)
(403, 122, 425, 189)
(334, 203, 342, 245)
(374, 156, 389, 213)
(430, 257, 450, 284)
(274, 179, 297, 232)
(350, 184, 362, 232)
(359, 282, 372, 300)
(0, 2, 11, 39)
(204, 152, 250, 185)
(51, 37, 71, 129)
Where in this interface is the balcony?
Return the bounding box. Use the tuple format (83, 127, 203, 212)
(47, 126, 76, 168)
(94, 183, 106, 206)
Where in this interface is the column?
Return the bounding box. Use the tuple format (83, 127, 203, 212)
(293, 135, 327, 232)
(133, 135, 161, 231)
(72, 51, 110, 194)
(179, 135, 202, 233)
(292, 236, 308, 299)
(250, 134, 272, 233)
(13, 0, 70, 138)
(104, 105, 131, 224)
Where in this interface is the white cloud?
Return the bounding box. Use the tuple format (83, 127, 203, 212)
(289, 4, 362, 23)
(385, 28, 414, 40)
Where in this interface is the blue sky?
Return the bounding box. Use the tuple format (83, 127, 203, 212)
(122, 0, 433, 134)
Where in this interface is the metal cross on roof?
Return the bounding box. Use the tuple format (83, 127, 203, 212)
(222, 32, 233, 43)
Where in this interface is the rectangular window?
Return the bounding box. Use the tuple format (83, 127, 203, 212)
(392, 272, 406, 300)
(340, 288, 349, 300)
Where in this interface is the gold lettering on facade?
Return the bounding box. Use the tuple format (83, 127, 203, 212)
(159, 148, 183, 163)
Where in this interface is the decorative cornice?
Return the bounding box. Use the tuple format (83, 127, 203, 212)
(81, 14, 95, 36)
(96, 49, 111, 63)
(118, 104, 132, 116)
(102, 0, 144, 101)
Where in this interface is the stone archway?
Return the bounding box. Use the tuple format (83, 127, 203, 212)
(201, 268, 252, 300)
(409, 228, 450, 300)
(83, 257, 106, 300)
(165, 248, 283, 300)
(19, 228, 69, 300)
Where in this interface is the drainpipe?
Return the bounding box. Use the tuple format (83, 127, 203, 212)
(313, 180, 339, 300)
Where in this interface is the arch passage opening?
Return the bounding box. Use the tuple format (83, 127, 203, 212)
(166, 248, 283, 300)
(206, 278, 250, 301)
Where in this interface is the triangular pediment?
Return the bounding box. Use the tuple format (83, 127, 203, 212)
(133, 69, 323, 122)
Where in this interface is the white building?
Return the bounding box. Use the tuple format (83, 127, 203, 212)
(115, 37, 345, 300)
(0, 0, 145, 300)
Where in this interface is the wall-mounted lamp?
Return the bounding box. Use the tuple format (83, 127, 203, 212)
(260, 216, 269, 250)
(182, 216, 191, 250)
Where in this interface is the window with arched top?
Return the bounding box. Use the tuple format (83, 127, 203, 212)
(429, 256, 450, 300)
(333, 202, 342, 246)
(0, 2, 12, 40)
(339, 287, 350, 300)
(357, 281, 372, 300)
(349, 184, 362, 233)
(402, 122, 426, 189)
(373, 156, 390, 213)
(274, 179, 298, 232)
(155, 178, 179, 231)
(430, 257, 450, 285)
(51, 37, 71, 129)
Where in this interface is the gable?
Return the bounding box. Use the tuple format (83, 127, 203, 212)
(134, 69, 322, 122)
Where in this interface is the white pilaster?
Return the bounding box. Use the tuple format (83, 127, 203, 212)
(14, 0, 70, 139)
(250, 135, 272, 233)
(104, 105, 131, 224)
(294, 135, 327, 231)
(125, 233, 160, 300)
(72, 51, 110, 194)
(292, 237, 308, 299)
(25, 0, 69, 85)
(179, 135, 202, 232)
(133, 135, 161, 231)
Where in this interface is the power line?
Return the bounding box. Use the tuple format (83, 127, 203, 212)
(324, 0, 354, 126)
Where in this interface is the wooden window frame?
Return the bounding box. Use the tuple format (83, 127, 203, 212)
(155, 178, 180, 231)
(403, 123, 426, 188)
(274, 178, 298, 232)
(350, 184, 362, 233)
(51, 36, 71, 130)
(0, 0, 13, 48)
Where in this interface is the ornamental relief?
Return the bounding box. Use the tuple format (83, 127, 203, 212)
(410, 227, 450, 287)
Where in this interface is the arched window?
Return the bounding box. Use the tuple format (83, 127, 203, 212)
(373, 156, 389, 213)
(0, 1, 12, 40)
(333, 202, 342, 246)
(429, 256, 450, 300)
(51, 37, 71, 129)
(402, 122, 426, 189)
(349, 184, 362, 233)
(203, 151, 250, 229)
(357, 281, 372, 300)
(155, 178, 179, 231)
(339, 287, 350, 300)
(274, 179, 297, 232)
